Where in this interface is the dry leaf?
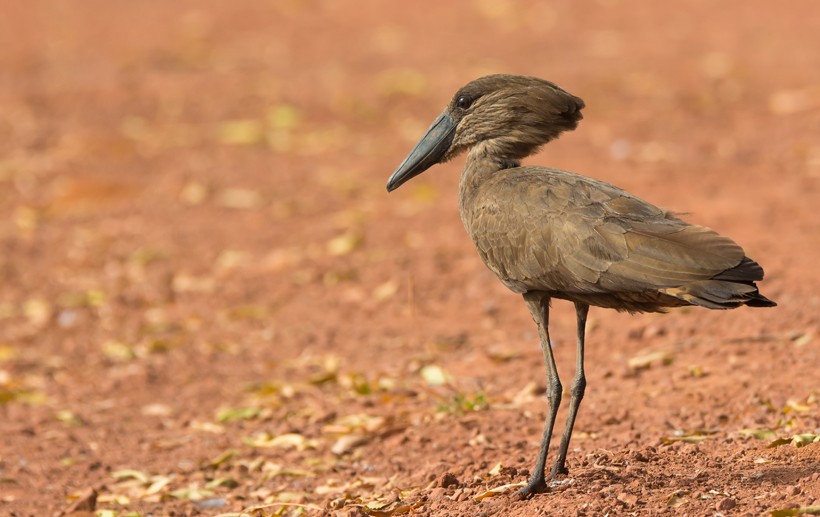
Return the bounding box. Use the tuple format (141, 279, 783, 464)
(180, 181, 208, 205)
(791, 433, 820, 447)
(216, 406, 261, 423)
(327, 231, 363, 256)
(172, 273, 215, 294)
(267, 104, 300, 130)
(739, 428, 777, 440)
(331, 434, 370, 456)
(207, 449, 239, 469)
(628, 351, 673, 369)
(666, 489, 689, 508)
(373, 280, 399, 301)
(420, 365, 451, 386)
(216, 188, 264, 210)
(473, 482, 526, 500)
(218, 119, 265, 145)
(486, 345, 521, 362)
(662, 433, 712, 444)
(242, 432, 317, 450)
(770, 506, 820, 517)
(23, 298, 52, 326)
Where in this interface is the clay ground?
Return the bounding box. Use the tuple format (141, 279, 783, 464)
(1, 1, 819, 516)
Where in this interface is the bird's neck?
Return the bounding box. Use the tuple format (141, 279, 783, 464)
(458, 145, 520, 218)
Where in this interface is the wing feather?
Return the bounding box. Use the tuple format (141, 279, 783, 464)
(464, 167, 745, 295)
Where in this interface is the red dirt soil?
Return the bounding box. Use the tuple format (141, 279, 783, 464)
(1, 1, 818, 516)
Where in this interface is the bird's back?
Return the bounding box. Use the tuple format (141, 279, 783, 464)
(460, 166, 774, 312)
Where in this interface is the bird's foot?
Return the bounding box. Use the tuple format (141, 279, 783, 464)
(514, 476, 548, 499)
(548, 465, 569, 481)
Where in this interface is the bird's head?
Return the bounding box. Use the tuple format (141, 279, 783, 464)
(386, 74, 584, 192)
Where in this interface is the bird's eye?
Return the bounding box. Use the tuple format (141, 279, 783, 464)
(456, 95, 472, 110)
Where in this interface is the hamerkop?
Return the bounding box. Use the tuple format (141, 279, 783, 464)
(386, 74, 776, 497)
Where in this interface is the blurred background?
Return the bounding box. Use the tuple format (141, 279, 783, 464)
(1, 1, 818, 515)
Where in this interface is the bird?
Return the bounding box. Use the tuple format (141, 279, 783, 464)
(385, 74, 776, 498)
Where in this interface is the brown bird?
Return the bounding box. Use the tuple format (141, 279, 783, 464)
(386, 74, 775, 497)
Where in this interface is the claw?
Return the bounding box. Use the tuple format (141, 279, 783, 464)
(515, 478, 548, 499)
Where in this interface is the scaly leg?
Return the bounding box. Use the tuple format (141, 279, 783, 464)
(548, 302, 589, 479)
(517, 292, 562, 498)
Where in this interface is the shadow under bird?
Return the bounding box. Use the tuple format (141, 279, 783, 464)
(385, 74, 776, 497)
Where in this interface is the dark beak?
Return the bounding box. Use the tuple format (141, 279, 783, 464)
(386, 111, 457, 192)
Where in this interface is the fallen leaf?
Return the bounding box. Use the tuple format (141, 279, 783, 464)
(23, 298, 52, 326)
(206, 449, 239, 469)
(331, 434, 370, 455)
(172, 273, 215, 294)
(485, 345, 521, 362)
(14, 205, 38, 232)
(373, 280, 399, 301)
(766, 437, 792, 448)
(662, 432, 712, 444)
(144, 476, 171, 496)
(791, 433, 820, 447)
(180, 180, 209, 205)
(327, 231, 363, 256)
(112, 469, 151, 484)
(267, 104, 300, 130)
(215, 250, 249, 272)
(141, 403, 172, 417)
(242, 432, 317, 450)
(739, 428, 777, 440)
(102, 341, 137, 361)
(420, 365, 451, 386)
(55, 410, 84, 427)
(784, 399, 812, 414)
(216, 406, 261, 423)
(190, 421, 225, 434)
(64, 487, 97, 513)
(216, 188, 264, 210)
(770, 506, 820, 517)
(769, 89, 817, 115)
(628, 351, 673, 369)
(362, 499, 424, 516)
(687, 365, 706, 378)
(218, 119, 265, 145)
(473, 482, 527, 500)
(205, 478, 239, 489)
(169, 487, 215, 501)
(666, 489, 689, 508)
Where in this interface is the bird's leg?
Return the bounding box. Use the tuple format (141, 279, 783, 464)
(548, 302, 589, 480)
(517, 292, 562, 498)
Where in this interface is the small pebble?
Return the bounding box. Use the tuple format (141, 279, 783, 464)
(428, 488, 446, 501)
(717, 498, 737, 511)
(617, 492, 638, 507)
(439, 472, 460, 488)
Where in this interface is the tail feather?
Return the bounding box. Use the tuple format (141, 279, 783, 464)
(669, 255, 777, 309)
(662, 278, 776, 310)
(713, 256, 765, 282)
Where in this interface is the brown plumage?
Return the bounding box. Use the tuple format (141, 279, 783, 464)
(386, 74, 775, 497)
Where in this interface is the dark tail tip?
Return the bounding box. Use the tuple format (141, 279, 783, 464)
(745, 294, 777, 308)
